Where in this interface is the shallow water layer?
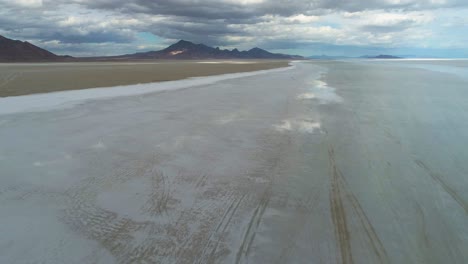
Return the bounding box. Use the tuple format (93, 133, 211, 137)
(1, 60, 468, 263)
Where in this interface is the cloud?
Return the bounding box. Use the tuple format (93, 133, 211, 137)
(0, 0, 466, 56)
(1, 0, 43, 8)
(69, 0, 468, 16)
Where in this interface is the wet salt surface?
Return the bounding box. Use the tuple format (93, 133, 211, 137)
(0, 64, 294, 115)
(1, 60, 468, 263)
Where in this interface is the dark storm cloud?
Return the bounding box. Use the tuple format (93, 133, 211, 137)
(71, 0, 261, 19)
(361, 22, 416, 33)
(314, 0, 465, 12)
(58, 0, 467, 47)
(0, 1, 136, 44)
(0, 0, 467, 56)
(48, 31, 135, 44)
(71, 0, 468, 17)
(149, 22, 238, 45)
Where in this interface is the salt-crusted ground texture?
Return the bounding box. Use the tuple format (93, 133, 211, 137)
(1, 60, 468, 264)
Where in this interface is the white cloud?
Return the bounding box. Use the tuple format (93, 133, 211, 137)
(2, 0, 42, 8)
(285, 14, 319, 23)
(0, 0, 466, 56)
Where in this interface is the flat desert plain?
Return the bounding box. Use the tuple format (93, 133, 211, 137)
(1, 60, 468, 264)
(0, 60, 289, 97)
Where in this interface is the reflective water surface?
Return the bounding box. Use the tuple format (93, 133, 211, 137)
(1, 60, 468, 263)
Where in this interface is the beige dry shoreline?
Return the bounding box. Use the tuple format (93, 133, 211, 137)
(0, 60, 290, 97)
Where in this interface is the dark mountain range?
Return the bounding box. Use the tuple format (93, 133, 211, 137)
(360, 54, 401, 59)
(308, 55, 353, 59)
(1, 36, 302, 62)
(0, 35, 72, 62)
(90, 40, 303, 60)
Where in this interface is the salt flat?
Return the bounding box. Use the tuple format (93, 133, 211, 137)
(1, 60, 468, 263)
(0, 60, 288, 97)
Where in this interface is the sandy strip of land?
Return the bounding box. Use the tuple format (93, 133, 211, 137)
(0, 64, 295, 115)
(0, 60, 289, 97)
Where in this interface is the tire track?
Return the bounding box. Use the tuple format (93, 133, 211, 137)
(414, 203, 430, 248)
(328, 145, 389, 264)
(195, 174, 209, 188)
(414, 159, 468, 214)
(232, 115, 292, 263)
(0, 72, 20, 88)
(347, 189, 389, 264)
(65, 153, 253, 263)
(235, 190, 271, 264)
(329, 146, 353, 264)
(144, 169, 172, 215)
(62, 154, 177, 263)
(196, 194, 247, 264)
(195, 192, 237, 259)
(63, 194, 148, 263)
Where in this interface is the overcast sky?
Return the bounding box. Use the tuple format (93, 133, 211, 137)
(1, 0, 467, 57)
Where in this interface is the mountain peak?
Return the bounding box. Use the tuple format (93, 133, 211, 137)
(176, 39, 194, 45)
(0, 35, 68, 62)
(360, 54, 401, 59)
(137, 40, 302, 59)
(164, 39, 197, 51)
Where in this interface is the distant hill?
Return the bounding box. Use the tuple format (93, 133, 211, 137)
(360, 54, 401, 59)
(0, 35, 72, 62)
(308, 55, 353, 60)
(89, 40, 303, 60)
(0, 36, 302, 62)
